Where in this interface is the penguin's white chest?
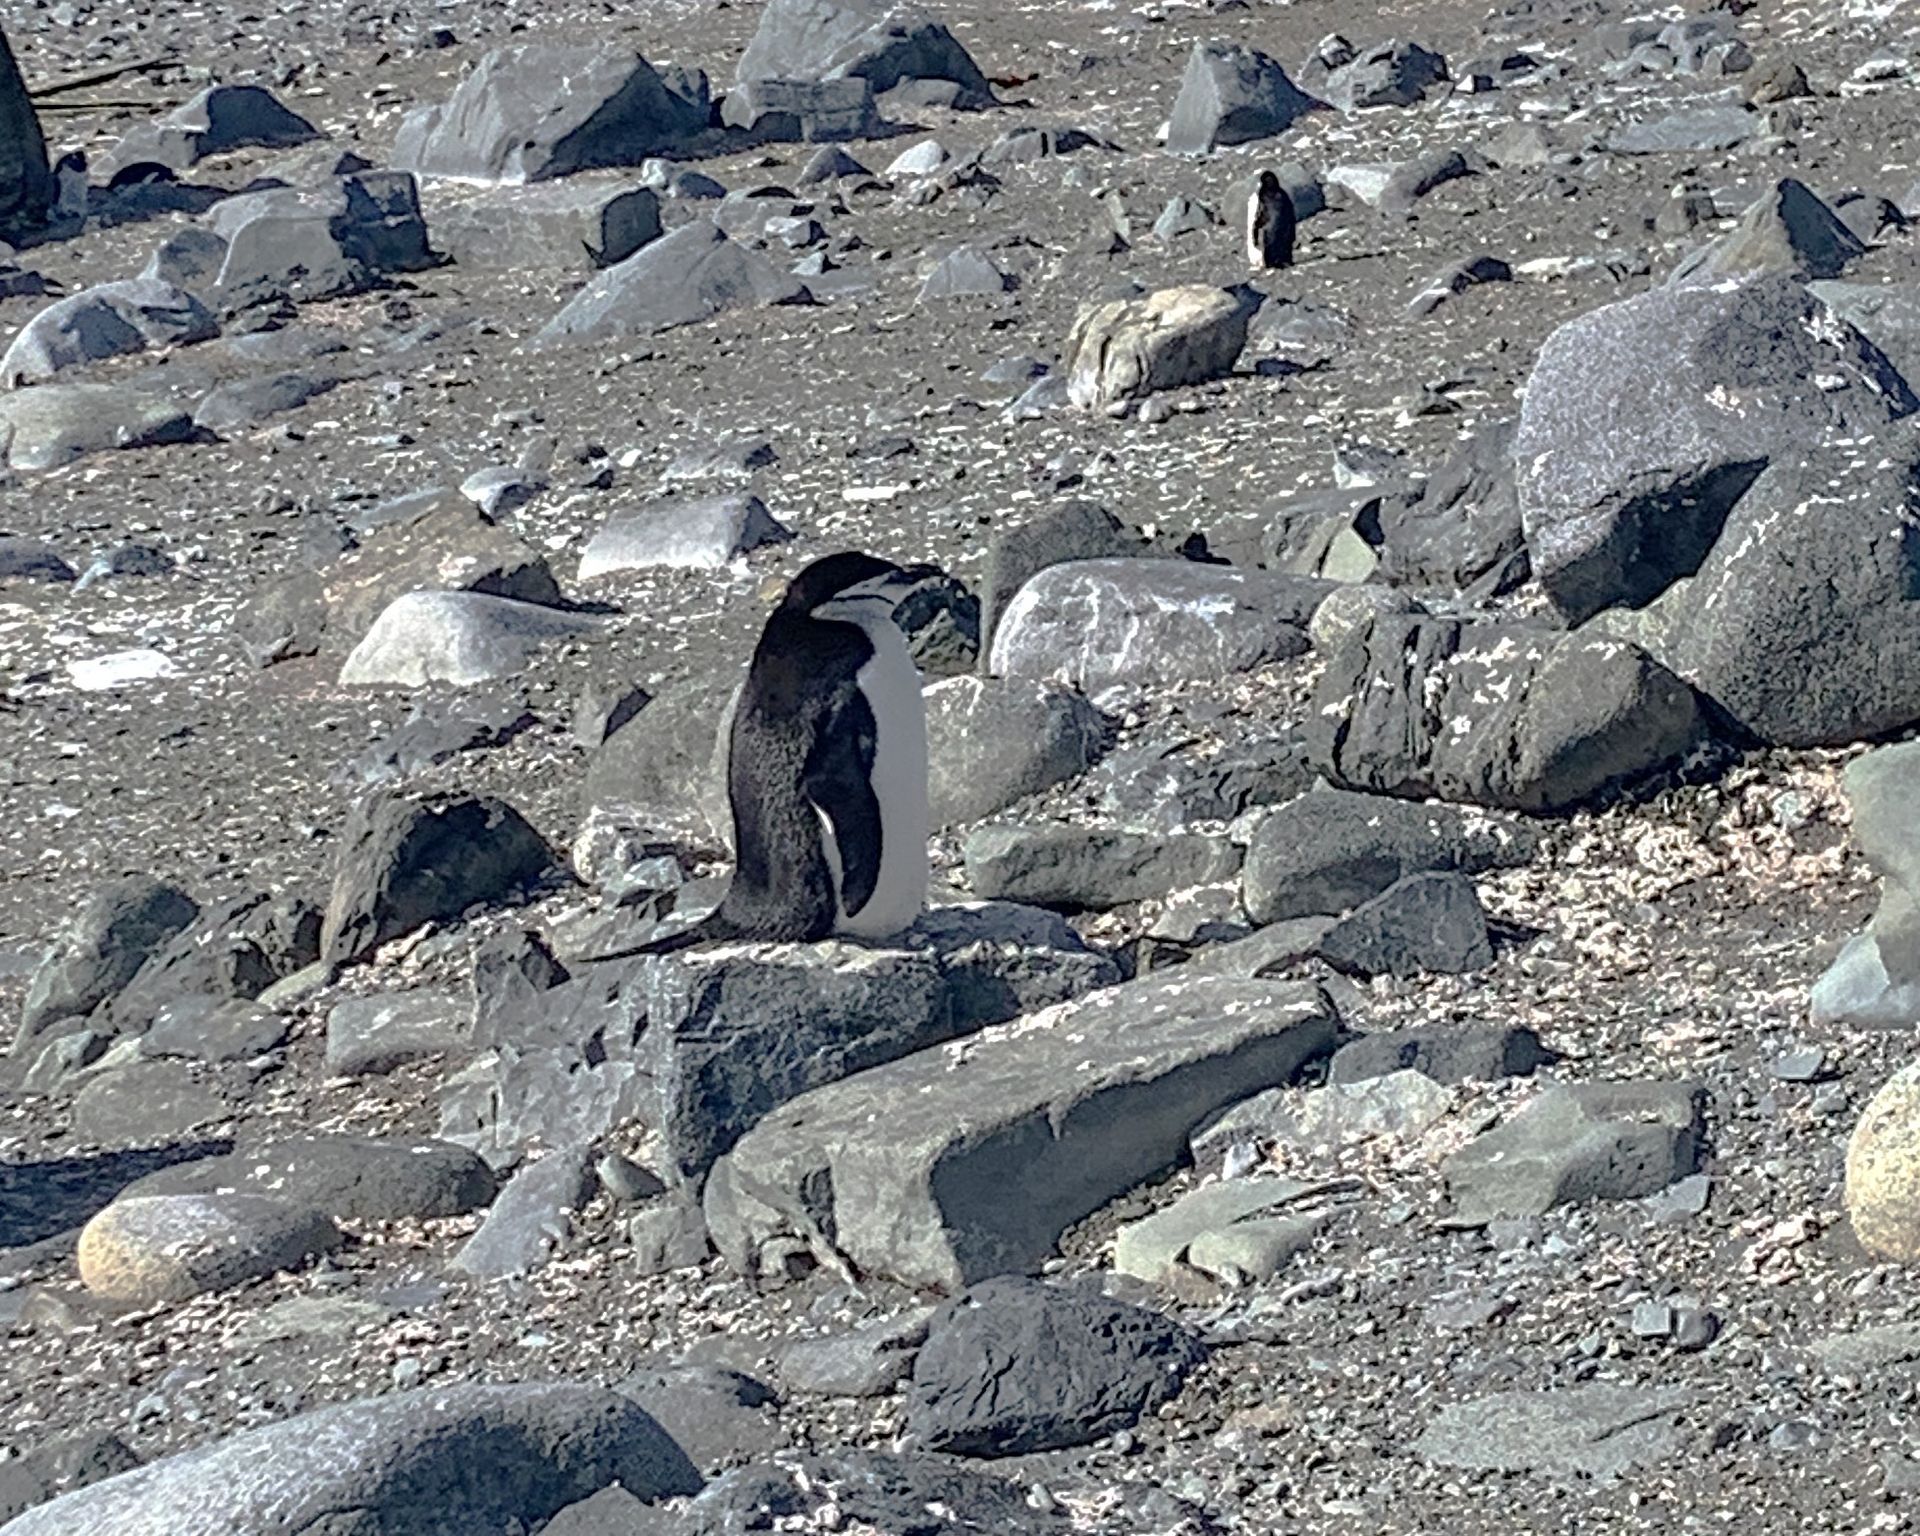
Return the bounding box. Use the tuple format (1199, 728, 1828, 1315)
(821, 615, 929, 939)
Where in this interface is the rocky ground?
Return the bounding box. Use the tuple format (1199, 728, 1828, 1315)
(4, 0, 1920, 1530)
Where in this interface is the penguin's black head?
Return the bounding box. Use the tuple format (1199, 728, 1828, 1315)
(781, 551, 914, 614)
(1256, 169, 1281, 195)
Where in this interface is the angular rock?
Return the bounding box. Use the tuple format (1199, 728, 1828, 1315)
(106, 84, 319, 175)
(533, 219, 811, 347)
(97, 891, 320, 1038)
(1445, 1082, 1706, 1222)
(1375, 418, 1525, 593)
(120, 1133, 496, 1223)
(1242, 788, 1535, 925)
(0, 279, 217, 387)
(0, 1383, 701, 1535)
(1329, 1022, 1553, 1085)
(777, 1309, 933, 1397)
(924, 675, 1109, 827)
(735, 0, 993, 107)
(1515, 275, 1917, 624)
(424, 180, 663, 270)
(1194, 1071, 1451, 1167)
(138, 998, 287, 1062)
(193, 370, 343, 433)
(1309, 613, 1700, 813)
(704, 975, 1338, 1289)
(905, 1277, 1204, 1455)
(1609, 104, 1759, 154)
(1672, 177, 1865, 286)
(339, 591, 603, 688)
(393, 45, 710, 183)
(324, 988, 468, 1076)
(77, 1193, 340, 1304)
(583, 672, 735, 843)
(963, 825, 1239, 910)
(1596, 440, 1920, 747)
(1113, 1178, 1327, 1284)
(1416, 1386, 1687, 1481)
(69, 1060, 241, 1146)
(0, 1431, 141, 1527)
(321, 793, 556, 967)
(1322, 40, 1448, 109)
(577, 493, 791, 576)
(978, 500, 1149, 655)
(454, 1145, 593, 1279)
(917, 245, 1012, 302)
(1315, 871, 1493, 977)
(0, 382, 197, 472)
(1094, 734, 1313, 834)
(1165, 41, 1323, 155)
(18, 879, 199, 1047)
(0, 536, 75, 584)
(616, 1365, 785, 1473)
(990, 558, 1327, 693)
(1066, 285, 1254, 411)
(0, 28, 51, 238)
(720, 77, 879, 142)
(199, 172, 438, 313)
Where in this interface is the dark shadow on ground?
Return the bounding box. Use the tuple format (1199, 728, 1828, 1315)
(0, 1138, 233, 1248)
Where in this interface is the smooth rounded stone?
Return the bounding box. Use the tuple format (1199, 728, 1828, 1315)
(1066, 286, 1255, 411)
(0, 278, 217, 386)
(777, 1307, 935, 1397)
(577, 492, 791, 576)
(1846, 1061, 1920, 1260)
(531, 219, 811, 348)
(616, 1364, 786, 1474)
(1847, 741, 1920, 893)
(924, 675, 1109, 828)
(77, 1193, 340, 1304)
(0, 535, 76, 583)
(142, 996, 289, 1062)
(453, 1144, 593, 1280)
(192, 370, 342, 432)
(1315, 870, 1494, 977)
(0, 1382, 702, 1536)
(1165, 40, 1323, 154)
(989, 559, 1328, 692)
(70, 1060, 240, 1147)
(1309, 584, 1424, 656)
(17, 877, 199, 1045)
(688, 1450, 1076, 1536)
(1414, 1385, 1688, 1480)
(121, 1133, 497, 1223)
(0, 1430, 140, 1525)
(339, 591, 603, 688)
(0, 382, 198, 472)
(964, 824, 1239, 911)
(978, 500, 1149, 654)
(324, 988, 468, 1076)
(904, 1276, 1205, 1456)
(392, 45, 708, 184)
(1113, 1177, 1319, 1284)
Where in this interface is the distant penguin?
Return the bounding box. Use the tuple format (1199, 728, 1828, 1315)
(52, 151, 87, 222)
(1247, 169, 1296, 270)
(604, 551, 930, 956)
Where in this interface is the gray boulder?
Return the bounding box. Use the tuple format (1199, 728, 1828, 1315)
(1320, 39, 1448, 109)
(1374, 418, 1525, 594)
(1596, 440, 1920, 747)
(1415, 1386, 1686, 1482)
(18, 879, 199, 1049)
(720, 77, 879, 142)
(321, 793, 555, 968)
(963, 825, 1239, 910)
(1812, 280, 1920, 387)
(1514, 275, 1917, 624)
(989, 558, 1329, 693)
(1, 279, 217, 387)
(978, 500, 1149, 656)
(393, 46, 710, 183)
(735, 0, 993, 107)
(1813, 743, 1920, 1027)
(328, 988, 489, 1073)
(77, 1193, 340, 1305)
(704, 975, 1338, 1290)
(105, 84, 319, 175)
(0, 382, 196, 472)
(1165, 41, 1323, 155)
(904, 1278, 1204, 1455)
(1066, 285, 1255, 410)
(577, 493, 791, 576)
(1315, 871, 1493, 977)
(1242, 789, 1537, 924)
(532, 219, 811, 347)
(0, 28, 49, 238)
(1307, 612, 1700, 813)
(453, 1145, 593, 1280)
(423, 181, 663, 270)
(119, 1133, 496, 1222)
(1608, 103, 1759, 154)
(339, 591, 605, 688)
(924, 675, 1109, 827)
(1670, 177, 1865, 286)
(583, 672, 735, 843)
(1329, 1023, 1553, 1085)
(0, 1383, 701, 1536)
(917, 245, 1013, 302)
(0, 1431, 140, 1527)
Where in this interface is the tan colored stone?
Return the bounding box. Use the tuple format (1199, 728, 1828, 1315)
(77, 1193, 340, 1304)
(1848, 1061, 1920, 1259)
(1066, 285, 1250, 411)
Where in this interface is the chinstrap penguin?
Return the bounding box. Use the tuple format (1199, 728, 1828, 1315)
(598, 551, 931, 957)
(1246, 169, 1296, 270)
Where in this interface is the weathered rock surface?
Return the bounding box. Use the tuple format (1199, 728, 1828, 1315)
(423, 180, 663, 270)
(1165, 41, 1323, 155)
(77, 1193, 341, 1304)
(964, 824, 1239, 910)
(1, 279, 217, 387)
(1415, 1386, 1687, 1481)
(0, 28, 50, 238)
(578, 493, 791, 576)
(736, 0, 992, 107)
(339, 591, 604, 688)
(119, 1133, 496, 1223)
(924, 675, 1109, 827)
(1066, 286, 1255, 411)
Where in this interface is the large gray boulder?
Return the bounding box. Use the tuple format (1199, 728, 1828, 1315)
(338, 591, 606, 688)
(105, 84, 319, 176)
(1165, 41, 1323, 155)
(0, 28, 50, 238)
(1307, 612, 1700, 813)
(0, 1383, 701, 1535)
(17, 878, 199, 1049)
(392, 45, 710, 183)
(735, 0, 993, 107)
(0, 382, 197, 472)
(704, 975, 1338, 1290)
(989, 558, 1329, 693)
(1514, 275, 1917, 624)
(977, 500, 1150, 658)
(532, 219, 811, 347)
(1066, 285, 1255, 411)
(422, 180, 663, 270)
(1597, 439, 1920, 746)
(1, 279, 218, 387)
(924, 675, 1109, 827)
(1670, 177, 1865, 287)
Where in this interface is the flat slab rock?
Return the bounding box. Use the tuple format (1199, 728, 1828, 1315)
(1415, 1385, 1689, 1481)
(704, 974, 1338, 1290)
(0, 1382, 701, 1535)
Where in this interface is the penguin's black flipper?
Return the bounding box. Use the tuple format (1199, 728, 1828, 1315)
(802, 687, 884, 918)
